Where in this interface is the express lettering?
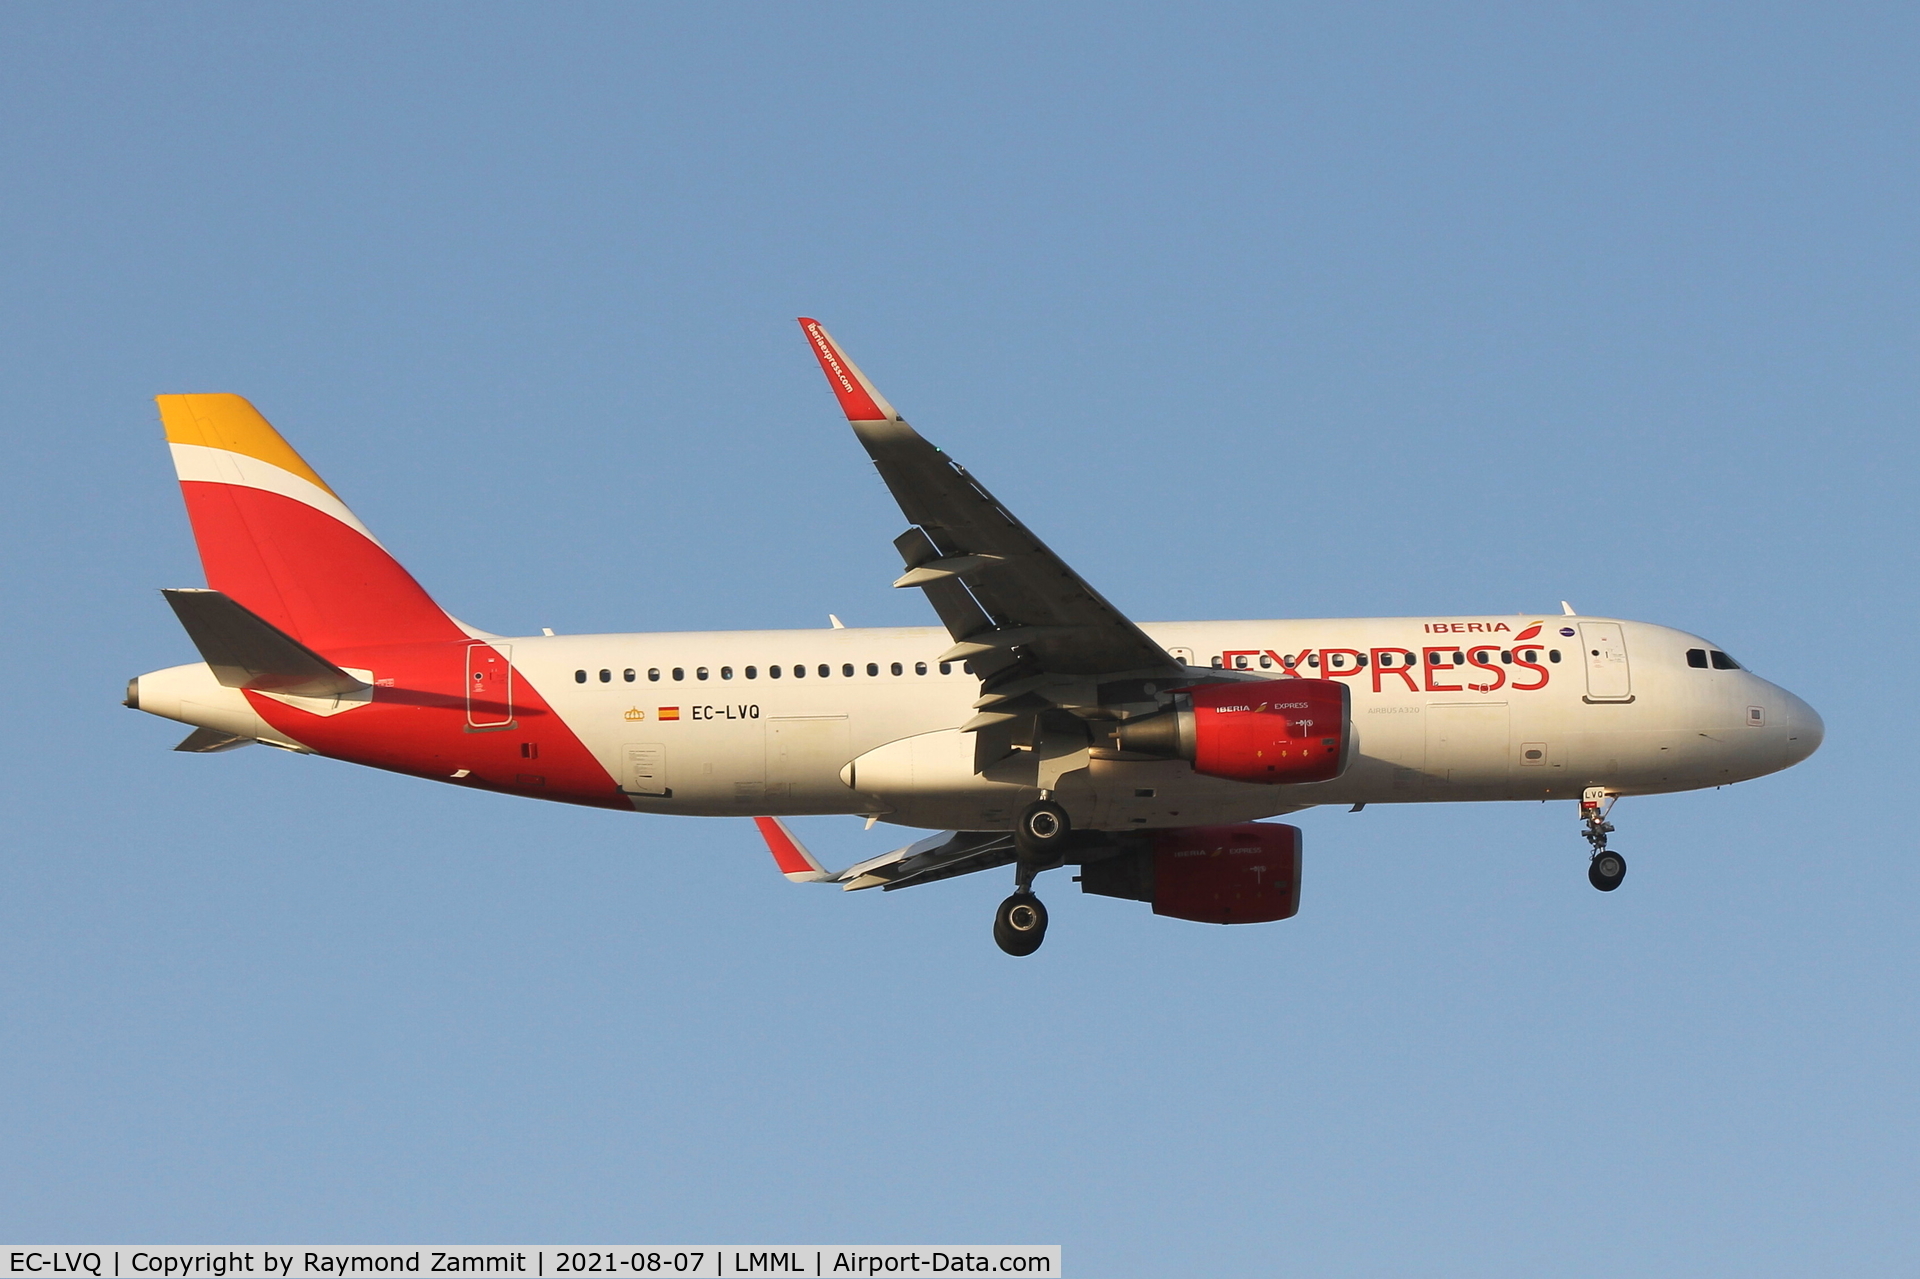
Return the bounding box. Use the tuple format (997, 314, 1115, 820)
(1207, 632, 1552, 694)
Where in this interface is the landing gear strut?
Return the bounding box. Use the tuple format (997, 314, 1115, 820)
(1581, 786, 1626, 892)
(995, 799, 1069, 955)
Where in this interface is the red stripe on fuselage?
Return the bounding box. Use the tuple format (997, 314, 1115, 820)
(245, 639, 628, 811)
(179, 481, 465, 650)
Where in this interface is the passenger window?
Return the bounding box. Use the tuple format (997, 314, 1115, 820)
(1259, 655, 1272, 669)
(672, 667, 685, 681)
(697, 667, 709, 680)
(1234, 655, 1249, 669)
(1548, 650, 1561, 663)
(1211, 656, 1223, 669)
(1308, 655, 1319, 668)
(843, 663, 855, 677)
(1357, 654, 1368, 667)
(770, 666, 782, 678)
(867, 662, 879, 676)
(792, 664, 805, 678)
(574, 670, 586, 683)
(916, 662, 928, 675)
(599, 670, 611, 683)
(819, 664, 831, 678)
(745, 666, 757, 679)
(1711, 651, 1741, 670)
(891, 662, 903, 676)
(648, 668, 661, 682)
(1686, 649, 1709, 668)
(623, 669, 635, 682)
(1500, 651, 1512, 664)
(721, 667, 733, 680)
(940, 662, 952, 675)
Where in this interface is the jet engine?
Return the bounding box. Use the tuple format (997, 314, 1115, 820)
(1078, 822, 1302, 924)
(1107, 679, 1352, 784)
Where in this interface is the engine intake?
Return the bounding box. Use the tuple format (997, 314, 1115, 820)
(1109, 678, 1351, 784)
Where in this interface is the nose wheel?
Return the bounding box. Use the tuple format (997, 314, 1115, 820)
(1589, 850, 1626, 891)
(993, 892, 1049, 956)
(1580, 787, 1625, 892)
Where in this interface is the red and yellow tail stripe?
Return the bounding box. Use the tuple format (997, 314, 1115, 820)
(158, 394, 464, 652)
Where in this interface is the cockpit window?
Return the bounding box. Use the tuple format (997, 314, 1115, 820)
(1686, 648, 1709, 668)
(1710, 651, 1741, 670)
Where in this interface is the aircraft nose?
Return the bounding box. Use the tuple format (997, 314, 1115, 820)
(1780, 688, 1825, 765)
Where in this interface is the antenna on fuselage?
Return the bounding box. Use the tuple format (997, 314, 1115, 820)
(1561, 601, 1577, 616)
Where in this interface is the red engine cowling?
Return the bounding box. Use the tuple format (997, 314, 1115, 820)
(1109, 678, 1351, 784)
(1078, 822, 1302, 924)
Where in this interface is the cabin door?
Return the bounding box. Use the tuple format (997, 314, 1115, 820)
(466, 643, 514, 728)
(1578, 622, 1633, 701)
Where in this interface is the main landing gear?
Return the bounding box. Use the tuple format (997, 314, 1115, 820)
(994, 799, 1071, 956)
(1581, 786, 1626, 892)
(993, 892, 1049, 956)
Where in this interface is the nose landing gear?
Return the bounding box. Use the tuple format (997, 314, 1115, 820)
(1581, 786, 1626, 891)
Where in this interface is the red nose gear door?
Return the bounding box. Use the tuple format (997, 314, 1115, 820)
(466, 643, 514, 728)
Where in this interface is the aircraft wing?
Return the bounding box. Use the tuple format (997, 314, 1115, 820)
(798, 319, 1187, 700)
(754, 817, 1018, 892)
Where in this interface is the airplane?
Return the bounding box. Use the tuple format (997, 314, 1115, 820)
(125, 319, 1824, 955)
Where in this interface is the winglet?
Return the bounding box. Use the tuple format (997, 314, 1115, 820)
(797, 319, 900, 422)
(754, 816, 835, 883)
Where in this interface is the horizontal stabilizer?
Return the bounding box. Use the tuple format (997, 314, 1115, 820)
(174, 727, 254, 753)
(161, 588, 366, 697)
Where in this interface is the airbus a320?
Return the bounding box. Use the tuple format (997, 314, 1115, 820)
(126, 320, 1823, 954)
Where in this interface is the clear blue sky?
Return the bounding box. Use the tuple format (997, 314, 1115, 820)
(2, 4, 1914, 1274)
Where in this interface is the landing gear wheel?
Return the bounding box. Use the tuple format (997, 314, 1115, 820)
(993, 892, 1049, 956)
(1014, 799, 1071, 859)
(1589, 851, 1626, 892)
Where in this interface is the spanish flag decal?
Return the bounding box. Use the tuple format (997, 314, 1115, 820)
(658, 707, 681, 721)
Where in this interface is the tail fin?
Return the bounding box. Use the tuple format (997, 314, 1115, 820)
(158, 394, 466, 651)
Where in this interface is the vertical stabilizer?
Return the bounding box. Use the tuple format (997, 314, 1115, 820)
(159, 394, 465, 651)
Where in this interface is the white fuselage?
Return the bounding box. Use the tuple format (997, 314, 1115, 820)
(500, 613, 1821, 831)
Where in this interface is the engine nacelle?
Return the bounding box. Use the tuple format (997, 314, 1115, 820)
(1108, 678, 1351, 784)
(1079, 822, 1302, 924)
